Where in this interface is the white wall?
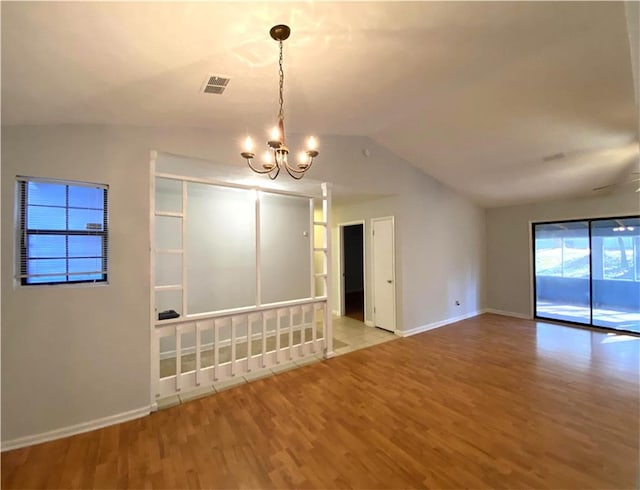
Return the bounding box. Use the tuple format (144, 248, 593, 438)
(332, 160, 486, 331)
(485, 191, 640, 317)
(1, 124, 485, 444)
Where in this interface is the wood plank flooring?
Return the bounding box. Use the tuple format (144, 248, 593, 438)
(2, 313, 639, 489)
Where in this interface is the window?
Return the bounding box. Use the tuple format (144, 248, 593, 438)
(17, 177, 108, 285)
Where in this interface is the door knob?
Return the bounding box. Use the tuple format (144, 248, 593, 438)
(387, 280, 392, 284)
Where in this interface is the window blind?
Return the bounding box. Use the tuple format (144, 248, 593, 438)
(16, 177, 109, 285)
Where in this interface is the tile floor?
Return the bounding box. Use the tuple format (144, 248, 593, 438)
(332, 315, 397, 355)
(157, 316, 397, 409)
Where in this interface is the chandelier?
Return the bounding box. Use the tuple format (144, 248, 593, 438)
(241, 25, 319, 180)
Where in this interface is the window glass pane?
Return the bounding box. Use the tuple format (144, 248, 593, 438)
(260, 193, 311, 303)
(27, 205, 66, 230)
(27, 182, 66, 207)
(68, 208, 103, 231)
(68, 235, 102, 258)
(68, 257, 103, 275)
(592, 217, 640, 332)
(186, 183, 255, 313)
(155, 178, 182, 213)
(156, 289, 182, 318)
(28, 259, 67, 279)
(28, 275, 68, 284)
(156, 254, 182, 286)
(156, 216, 182, 250)
(28, 235, 66, 258)
(68, 186, 104, 210)
(534, 222, 590, 324)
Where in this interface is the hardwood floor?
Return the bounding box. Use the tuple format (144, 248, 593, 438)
(2, 314, 639, 489)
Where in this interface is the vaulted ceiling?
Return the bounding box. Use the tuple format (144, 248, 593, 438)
(2, 1, 638, 206)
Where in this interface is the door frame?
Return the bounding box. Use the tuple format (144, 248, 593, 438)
(337, 220, 367, 323)
(371, 216, 397, 332)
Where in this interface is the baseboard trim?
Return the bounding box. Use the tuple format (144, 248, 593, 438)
(398, 310, 483, 338)
(364, 320, 374, 327)
(484, 308, 531, 320)
(1, 405, 151, 452)
(332, 310, 340, 317)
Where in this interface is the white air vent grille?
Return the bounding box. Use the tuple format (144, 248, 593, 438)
(202, 75, 230, 95)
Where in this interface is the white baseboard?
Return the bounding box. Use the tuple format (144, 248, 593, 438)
(332, 310, 340, 317)
(1, 405, 151, 452)
(364, 320, 374, 327)
(484, 308, 531, 320)
(398, 310, 483, 337)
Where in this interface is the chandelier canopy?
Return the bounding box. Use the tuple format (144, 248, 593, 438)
(241, 25, 319, 180)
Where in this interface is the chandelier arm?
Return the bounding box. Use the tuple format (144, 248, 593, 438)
(284, 164, 306, 180)
(284, 155, 314, 175)
(246, 158, 277, 174)
(267, 165, 281, 180)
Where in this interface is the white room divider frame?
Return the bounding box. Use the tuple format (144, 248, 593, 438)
(149, 152, 333, 405)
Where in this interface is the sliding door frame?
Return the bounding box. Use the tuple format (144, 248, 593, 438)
(531, 214, 640, 335)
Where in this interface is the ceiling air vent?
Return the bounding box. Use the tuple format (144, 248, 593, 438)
(542, 152, 566, 162)
(202, 75, 230, 95)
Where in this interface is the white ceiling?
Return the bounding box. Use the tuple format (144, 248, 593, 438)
(2, 1, 639, 207)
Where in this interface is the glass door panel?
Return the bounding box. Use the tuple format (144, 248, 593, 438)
(534, 221, 591, 324)
(591, 217, 640, 333)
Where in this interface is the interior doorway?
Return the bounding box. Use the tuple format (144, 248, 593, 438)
(340, 223, 365, 322)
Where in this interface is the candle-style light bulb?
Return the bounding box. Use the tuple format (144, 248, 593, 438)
(262, 151, 272, 164)
(270, 126, 280, 141)
(244, 136, 253, 152)
(307, 136, 317, 151)
(298, 152, 308, 164)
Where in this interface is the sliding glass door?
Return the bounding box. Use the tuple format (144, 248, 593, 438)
(533, 216, 640, 334)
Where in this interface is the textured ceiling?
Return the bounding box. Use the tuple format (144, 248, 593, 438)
(2, 1, 638, 206)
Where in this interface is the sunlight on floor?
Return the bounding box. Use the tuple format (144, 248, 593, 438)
(537, 302, 640, 333)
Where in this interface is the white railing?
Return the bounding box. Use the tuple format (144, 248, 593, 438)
(151, 298, 330, 400)
(149, 152, 333, 403)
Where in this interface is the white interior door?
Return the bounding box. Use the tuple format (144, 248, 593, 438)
(372, 217, 396, 332)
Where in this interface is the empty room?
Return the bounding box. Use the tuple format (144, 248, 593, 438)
(1, 1, 639, 489)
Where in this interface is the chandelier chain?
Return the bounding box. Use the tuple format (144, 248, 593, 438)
(278, 40, 284, 120)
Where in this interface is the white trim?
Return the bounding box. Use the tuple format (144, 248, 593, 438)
(181, 181, 188, 316)
(323, 183, 334, 358)
(484, 308, 532, 320)
(1, 406, 151, 452)
(397, 310, 483, 337)
(154, 171, 320, 200)
(332, 310, 340, 317)
(364, 320, 374, 327)
(149, 151, 159, 407)
(155, 297, 326, 326)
